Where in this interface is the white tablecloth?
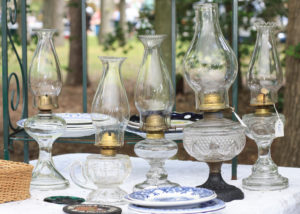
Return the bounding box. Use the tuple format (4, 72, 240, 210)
(1, 153, 300, 214)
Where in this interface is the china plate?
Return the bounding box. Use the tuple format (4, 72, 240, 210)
(128, 198, 225, 214)
(16, 113, 95, 138)
(125, 187, 217, 207)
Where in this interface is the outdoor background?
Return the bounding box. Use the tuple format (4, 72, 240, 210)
(1, 0, 300, 167)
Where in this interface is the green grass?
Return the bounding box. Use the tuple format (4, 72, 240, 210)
(4, 35, 286, 86)
(4, 36, 145, 83)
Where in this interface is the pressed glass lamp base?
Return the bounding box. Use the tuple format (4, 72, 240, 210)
(134, 138, 179, 191)
(24, 114, 69, 190)
(198, 163, 244, 202)
(70, 154, 132, 204)
(243, 172, 288, 191)
(242, 113, 288, 191)
(242, 152, 288, 191)
(87, 186, 127, 204)
(133, 160, 179, 192)
(31, 157, 69, 190)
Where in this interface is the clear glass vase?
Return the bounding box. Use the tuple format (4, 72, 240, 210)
(134, 35, 178, 191)
(25, 29, 68, 190)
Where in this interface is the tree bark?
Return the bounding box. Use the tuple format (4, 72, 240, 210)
(65, 0, 87, 86)
(275, 0, 300, 167)
(98, 0, 115, 44)
(43, 0, 65, 46)
(154, 0, 172, 76)
(119, 0, 128, 45)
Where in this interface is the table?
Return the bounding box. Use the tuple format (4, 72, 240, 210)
(1, 153, 300, 214)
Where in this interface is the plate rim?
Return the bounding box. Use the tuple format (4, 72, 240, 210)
(16, 113, 95, 138)
(125, 187, 217, 207)
(127, 198, 225, 214)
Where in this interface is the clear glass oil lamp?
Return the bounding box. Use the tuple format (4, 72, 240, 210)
(134, 35, 178, 191)
(242, 22, 288, 191)
(24, 29, 69, 190)
(183, 3, 246, 202)
(70, 57, 132, 204)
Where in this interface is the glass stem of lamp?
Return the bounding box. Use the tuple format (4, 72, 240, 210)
(257, 140, 273, 165)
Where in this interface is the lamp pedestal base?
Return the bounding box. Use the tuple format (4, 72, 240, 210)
(134, 138, 179, 192)
(198, 162, 244, 202)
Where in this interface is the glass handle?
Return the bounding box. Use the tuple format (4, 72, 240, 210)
(69, 161, 95, 190)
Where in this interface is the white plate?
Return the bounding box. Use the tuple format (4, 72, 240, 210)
(17, 113, 95, 138)
(125, 187, 217, 207)
(128, 198, 225, 214)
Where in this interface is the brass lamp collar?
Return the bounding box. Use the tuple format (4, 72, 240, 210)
(37, 95, 59, 111)
(254, 106, 272, 116)
(200, 93, 226, 112)
(146, 131, 165, 139)
(100, 148, 118, 156)
(96, 132, 119, 156)
(142, 114, 168, 132)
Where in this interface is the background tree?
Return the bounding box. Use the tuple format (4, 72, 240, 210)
(65, 0, 89, 86)
(42, 0, 65, 46)
(119, 0, 128, 45)
(275, 0, 300, 167)
(154, 0, 172, 76)
(98, 0, 115, 44)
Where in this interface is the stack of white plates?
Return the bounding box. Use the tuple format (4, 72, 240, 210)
(124, 187, 225, 213)
(17, 113, 96, 138)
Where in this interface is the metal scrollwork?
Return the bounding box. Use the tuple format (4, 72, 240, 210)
(6, 0, 27, 131)
(8, 0, 17, 24)
(7, 73, 20, 131)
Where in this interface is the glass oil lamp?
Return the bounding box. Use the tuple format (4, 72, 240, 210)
(133, 35, 178, 191)
(70, 57, 132, 204)
(183, 3, 246, 202)
(242, 22, 288, 191)
(24, 29, 69, 190)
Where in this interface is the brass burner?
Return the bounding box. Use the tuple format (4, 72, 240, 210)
(37, 95, 58, 110)
(199, 93, 225, 111)
(251, 93, 273, 107)
(96, 132, 119, 156)
(143, 114, 167, 132)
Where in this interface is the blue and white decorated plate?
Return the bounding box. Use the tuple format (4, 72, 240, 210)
(17, 113, 95, 138)
(128, 198, 225, 214)
(125, 187, 217, 207)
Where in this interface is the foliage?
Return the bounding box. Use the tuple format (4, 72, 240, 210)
(175, 0, 287, 62)
(286, 43, 300, 59)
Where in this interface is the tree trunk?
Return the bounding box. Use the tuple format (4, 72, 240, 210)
(43, 0, 65, 46)
(275, 0, 300, 167)
(154, 0, 172, 76)
(98, 0, 115, 44)
(65, 0, 88, 86)
(119, 0, 128, 45)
